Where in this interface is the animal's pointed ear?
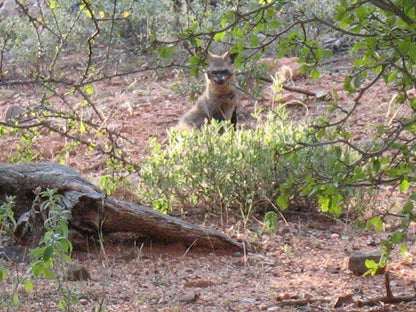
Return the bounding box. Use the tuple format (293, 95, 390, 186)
(229, 52, 238, 63)
(223, 51, 238, 64)
(207, 51, 216, 60)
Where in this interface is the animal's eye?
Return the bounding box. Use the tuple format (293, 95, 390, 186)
(214, 70, 230, 76)
(209, 70, 231, 77)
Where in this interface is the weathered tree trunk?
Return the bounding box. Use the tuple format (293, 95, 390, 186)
(0, 162, 244, 252)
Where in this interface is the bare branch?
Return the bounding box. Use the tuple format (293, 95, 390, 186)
(368, 0, 415, 25)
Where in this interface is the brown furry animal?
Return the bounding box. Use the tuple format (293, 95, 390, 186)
(177, 51, 239, 131)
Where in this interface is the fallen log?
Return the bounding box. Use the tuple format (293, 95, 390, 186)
(0, 162, 244, 252)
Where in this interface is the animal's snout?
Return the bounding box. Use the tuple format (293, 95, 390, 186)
(212, 75, 226, 84)
(208, 70, 232, 85)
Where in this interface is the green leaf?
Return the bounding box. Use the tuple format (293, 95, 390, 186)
(12, 293, 20, 306)
(276, 193, 289, 210)
(400, 244, 408, 257)
(58, 299, 68, 310)
(264, 211, 279, 234)
(42, 267, 55, 279)
(318, 195, 330, 212)
(0, 268, 7, 280)
(30, 261, 44, 277)
(214, 31, 226, 41)
(220, 17, 227, 28)
(367, 216, 383, 232)
(250, 34, 260, 47)
(364, 259, 379, 276)
(149, 33, 157, 42)
(390, 231, 403, 244)
(316, 128, 326, 139)
(330, 200, 341, 217)
(30, 247, 45, 260)
(311, 68, 320, 79)
(386, 72, 397, 83)
(43, 246, 54, 261)
(24, 281, 34, 292)
(47, 0, 60, 9)
(259, 0, 273, 4)
(372, 159, 381, 172)
(157, 46, 175, 60)
(84, 85, 94, 95)
(402, 201, 414, 215)
(57, 238, 73, 254)
(399, 179, 409, 192)
(189, 56, 200, 65)
(340, 131, 351, 139)
(355, 5, 368, 20)
(344, 76, 355, 92)
(80, 122, 87, 133)
(84, 9, 92, 19)
(231, 27, 243, 37)
(268, 20, 281, 29)
(61, 253, 73, 264)
(408, 42, 416, 60)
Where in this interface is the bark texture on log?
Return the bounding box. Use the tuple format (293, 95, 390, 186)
(0, 162, 243, 252)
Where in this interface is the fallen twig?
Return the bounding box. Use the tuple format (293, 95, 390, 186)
(357, 294, 416, 307)
(276, 272, 416, 309)
(260, 76, 331, 100)
(357, 271, 416, 307)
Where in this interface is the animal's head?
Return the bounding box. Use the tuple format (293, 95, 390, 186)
(206, 51, 238, 86)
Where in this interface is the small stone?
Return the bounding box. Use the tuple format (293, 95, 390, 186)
(79, 298, 89, 306)
(240, 297, 257, 303)
(119, 248, 139, 262)
(1, 104, 26, 122)
(333, 294, 354, 308)
(175, 292, 200, 303)
(348, 252, 385, 276)
(0, 246, 30, 263)
(235, 233, 248, 241)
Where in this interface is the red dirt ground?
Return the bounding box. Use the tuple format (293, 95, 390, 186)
(1, 56, 415, 311)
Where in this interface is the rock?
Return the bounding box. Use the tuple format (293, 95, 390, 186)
(175, 292, 200, 303)
(348, 252, 385, 276)
(67, 266, 91, 281)
(240, 297, 257, 303)
(0, 104, 26, 122)
(119, 248, 139, 262)
(333, 293, 354, 308)
(0, 246, 30, 263)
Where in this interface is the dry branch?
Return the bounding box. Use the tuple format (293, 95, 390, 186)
(357, 272, 416, 307)
(276, 272, 416, 308)
(0, 162, 244, 252)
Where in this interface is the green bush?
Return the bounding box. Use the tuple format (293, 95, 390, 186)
(0, 196, 17, 245)
(0, 189, 75, 309)
(138, 107, 363, 220)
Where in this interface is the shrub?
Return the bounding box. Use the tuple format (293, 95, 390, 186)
(0, 196, 17, 245)
(138, 107, 363, 221)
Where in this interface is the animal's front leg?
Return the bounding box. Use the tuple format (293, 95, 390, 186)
(231, 107, 237, 130)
